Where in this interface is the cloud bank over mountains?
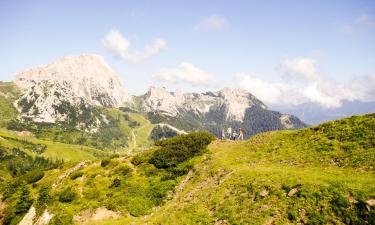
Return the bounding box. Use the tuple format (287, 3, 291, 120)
(100, 27, 374, 109)
(152, 62, 216, 87)
(236, 57, 375, 108)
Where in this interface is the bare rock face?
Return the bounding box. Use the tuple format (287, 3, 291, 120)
(14, 54, 130, 123)
(139, 86, 267, 122)
(131, 86, 306, 138)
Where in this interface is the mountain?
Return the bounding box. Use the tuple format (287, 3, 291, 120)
(127, 86, 307, 138)
(4, 53, 306, 150)
(1, 114, 373, 224)
(14, 54, 130, 124)
(273, 100, 375, 125)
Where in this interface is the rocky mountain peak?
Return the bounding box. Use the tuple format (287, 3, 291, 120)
(15, 54, 130, 107)
(14, 54, 130, 123)
(139, 87, 267, 122)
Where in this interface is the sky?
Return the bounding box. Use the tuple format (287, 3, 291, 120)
(1, 0, 375, 108)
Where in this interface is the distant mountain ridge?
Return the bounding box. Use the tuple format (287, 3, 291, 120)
(11, 53, 306, 138)
(273, 100, 375, 125)
(126, 86, 307, 138)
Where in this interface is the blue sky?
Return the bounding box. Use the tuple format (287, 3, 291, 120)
(1, 0, 374, 107)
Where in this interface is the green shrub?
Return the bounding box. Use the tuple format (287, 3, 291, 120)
(70, 170, 84, 180)
(101, 158, 111, 167)
(114, 165, 132, 176)
(150, 125, 178, 141)
(109, 178, 121, 188)
(150, 132, 215, 168)
(23, 169, 44, 184)
(149, 180, 176, 204)
(128, 120, 140, 128)
(131, 151, 153, 166)
(15, 184, 33, 214)
(37, 185, 51, 210)
(110, 153, 120, 159)
(58, 188, 77, 203)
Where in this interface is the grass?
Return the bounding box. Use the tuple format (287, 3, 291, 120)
(126, 112, 155, 152)
(96, 114, 375, 224)
(0, 129, 108, 162)
(0, 82, 20, 127)
(2, 114, 374, 224)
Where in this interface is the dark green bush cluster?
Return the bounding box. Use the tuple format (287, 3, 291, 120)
(128, 120, 141, 128)
(70, 170, 84, 180)
(150, 125, 178, 141)
(149, 131, 215, 169)
(2, 184, 33, 225)
(115, 164, 132, 176)
(1, 147, 61, 178)
(23, 169, 44, 184)
(101, 158, 111, 167)
(131, 150, 153, 166)
(58, 188, 77, 203)
(36, 185, 51, 211)
(109, 178, 121, 188)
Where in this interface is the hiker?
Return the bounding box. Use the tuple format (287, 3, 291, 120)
(232, 130, 238, 140)
(227, 127, 232, 139)
(221, 128, 226, 140)
(238, 128, 244, 140)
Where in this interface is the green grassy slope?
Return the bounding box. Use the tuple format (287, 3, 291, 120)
(0, 82, 21, 127)
(100, 114, 375, 224)
(1, 132, 214, 225)
(0, 129, 107, 162)
(1, 109, 373, 224)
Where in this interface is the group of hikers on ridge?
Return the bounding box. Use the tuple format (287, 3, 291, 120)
(221, 127, 244, 141)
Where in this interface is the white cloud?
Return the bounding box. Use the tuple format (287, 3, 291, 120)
(235, 57, 375, 108)
(102, 29, 166, 64)
(278, 57, 320, 82)
(194, 15, 229, 31)
(152, 62, 216, 87)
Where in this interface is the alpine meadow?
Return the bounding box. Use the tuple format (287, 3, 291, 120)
(0, 1, 374, 224)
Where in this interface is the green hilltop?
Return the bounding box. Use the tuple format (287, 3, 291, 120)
(1, 113, 374, 224)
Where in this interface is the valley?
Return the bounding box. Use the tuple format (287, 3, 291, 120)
(0, 55, 374, 225)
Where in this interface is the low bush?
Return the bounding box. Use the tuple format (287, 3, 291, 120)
(150, 125, 178, 141)
(70, 170, 84, 180)
(109, 178, 121, 188)
(150, 132, 215, 169)
(131, 151, 153, 166)
(101, 158, 111, 167)
(114, 165, 132, 176)
(110, 153, 120, 159)
(58, 188, 77, 203)
(23, 169, 44, 184)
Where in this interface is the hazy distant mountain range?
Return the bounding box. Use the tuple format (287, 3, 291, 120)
(273, 101, 375, 125)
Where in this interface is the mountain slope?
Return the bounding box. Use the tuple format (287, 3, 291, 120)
(128, 86, 307, 138)
(98, 114, 375, 224)
(3, 114, 372, 225)
(0, 82, 21, 127)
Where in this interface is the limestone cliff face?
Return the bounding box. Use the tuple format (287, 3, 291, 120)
(138, 86, 267, 122)
(14, 54, 129, 123)
(130, 86, 306, 137)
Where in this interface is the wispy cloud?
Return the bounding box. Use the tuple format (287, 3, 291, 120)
(152, 62, 216, 87)
(194, 15, 229, 31)
(102, 29, 167, 64)
(340, 14, 375, 34)
(235, 56, 375, 108)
